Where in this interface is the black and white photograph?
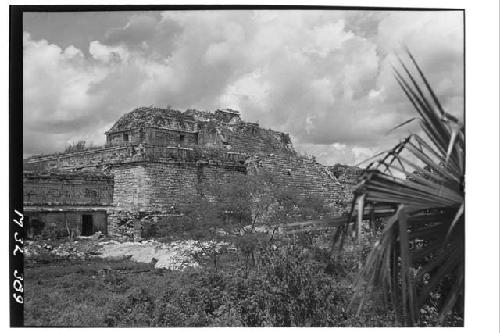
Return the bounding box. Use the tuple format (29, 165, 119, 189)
(6, 1, 500, 329)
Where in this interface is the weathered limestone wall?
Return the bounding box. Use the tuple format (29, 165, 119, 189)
(135, 115, 198, 133)
(106, 128, 144, 146)
(141, 163, 200, 210)
(109, 164, 151, 211)
(107, 161, 246, 236)
(23, 171, 112, 238)
(247, 154, 347, 215)
(24, 146, 134, 171)
(110, 161, 245, 211)
(105, 127, 199, 147)
(222, 125, 294, 155)
(23, 171, 114, 206)
(145, 128, 198, 146)
(328, 164, 363, 209)
(24, 145, 247, 172)
(197, 121, 294, 155)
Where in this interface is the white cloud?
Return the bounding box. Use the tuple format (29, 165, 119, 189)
(23, 10, 464, 165)
(89, 41, 129, 63)
(304, 20, 354, 57)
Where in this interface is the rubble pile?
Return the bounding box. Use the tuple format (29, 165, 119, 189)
(24, 237, 229, 271)
(24, 238, 103, 260)
(98, 239, 228, 270)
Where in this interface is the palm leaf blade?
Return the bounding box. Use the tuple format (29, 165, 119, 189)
(339, 51, 464, 326)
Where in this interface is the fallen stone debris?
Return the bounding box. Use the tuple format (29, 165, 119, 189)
(25, 238, 229, 271)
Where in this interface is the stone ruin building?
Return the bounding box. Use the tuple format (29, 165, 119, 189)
(23, 106, 360, 239)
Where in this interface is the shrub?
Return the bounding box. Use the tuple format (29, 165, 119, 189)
(101, 243, 361, 327)
(26, 239, 396, 327)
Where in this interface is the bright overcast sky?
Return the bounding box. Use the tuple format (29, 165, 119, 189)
(23, 10, 464, 165)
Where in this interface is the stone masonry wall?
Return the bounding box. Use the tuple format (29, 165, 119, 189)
(110, 161, 245, 211)
(108, 162, 246, 236)
(106, 128, 144, 146)
(247, 154, 347, 215)
(23, 171, 114, 206)
(24, 146, 134, 171)
(23, 171, 112, 238)
(328, 164, 364, 208)
(24, 145, 247, 171)
(107, 161, 246, 236)
(146, 128, 198, 146)
(197, 121, 294, 155)
(222, 125, 294, 155)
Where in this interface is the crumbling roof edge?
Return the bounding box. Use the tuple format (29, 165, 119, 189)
(23, 170, 114, 180)
(105, 125, 199, 135)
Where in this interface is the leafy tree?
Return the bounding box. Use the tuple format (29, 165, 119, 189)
(183, 171, 330, 268)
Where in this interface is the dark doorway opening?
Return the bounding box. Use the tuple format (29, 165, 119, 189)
(25, 216, 33, 239)
(81, 214, 94, 236)
(29, 218, 45, 238)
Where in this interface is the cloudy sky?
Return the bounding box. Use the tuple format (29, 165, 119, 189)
(23, 10, 464, 165)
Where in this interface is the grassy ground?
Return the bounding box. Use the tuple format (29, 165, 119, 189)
(24, 236, 398, 327)
(24, 257, 159, 326)
(24, 235, 460, 327)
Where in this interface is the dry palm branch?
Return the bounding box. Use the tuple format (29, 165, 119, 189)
(333, 50, 464, 326)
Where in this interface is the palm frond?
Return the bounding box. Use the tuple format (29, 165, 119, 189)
(334, 50, 464, 326)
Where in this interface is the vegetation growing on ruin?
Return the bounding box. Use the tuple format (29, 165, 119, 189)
(63, 140, 98, 153)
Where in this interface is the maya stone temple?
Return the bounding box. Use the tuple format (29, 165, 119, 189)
(23, 107, 360, 239)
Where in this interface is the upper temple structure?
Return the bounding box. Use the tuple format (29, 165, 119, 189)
(104, 107, 294, 154)
(23, 106, 359, 239)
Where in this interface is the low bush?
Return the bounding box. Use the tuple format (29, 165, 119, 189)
(101, 243, 383, 327)
(26, 239, 434, 327)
